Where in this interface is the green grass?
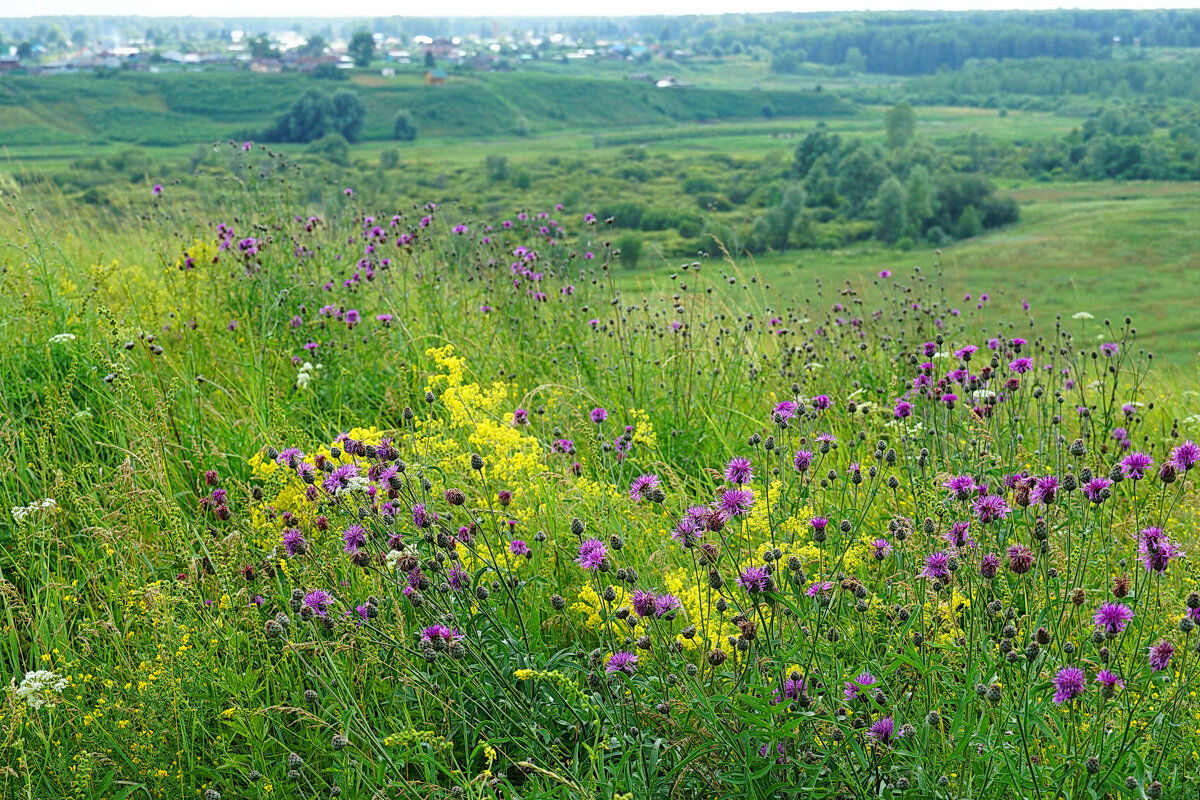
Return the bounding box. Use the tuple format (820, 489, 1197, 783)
(617, 181, 1200, 368)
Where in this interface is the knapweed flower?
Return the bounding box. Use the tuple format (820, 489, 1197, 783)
(773, 400, 798, 420)
(342, 524, 368, 554)
(1081, 477, 1113, 504)
(866, 716, 897, 746)
(1149, 639, 1175, 672)
(944, 521, 972, 549)
(1052, 666, 1086, 705)
(323, 463, 368, 495)
(672, 517, 702, 547)
(631, 589, 656, 617)
(1007, 544, 1035, 574)
(725, 457, 753, 485)
(1030, 475, 1059, 505)
(806, 581, 832, 599)
(606, 651, 638, 675)
(844, 671, 877, 702)
(973, 493, 1010, 524)
(512, 408, 529, 425)
(1119, 452, 1154, 480)
(590, 407, 608, 424)
(653, 593, 681, 617)
(509, 540, 531, 557)
(1170, 440, 1199, 471)
(871, 538, 893, 561)
(411, 504, 432, 529)
(629, 473, 661, 502)
(921, 552, 951, 581)
(152, 183, 163, 196)
(793, 449, 814, 472)
(282, 528, 308, 557)
(302, 590, 333, 618)
(718, 488, 754, 518)
(1093, 603, 1134, 635)
(1094, 669, 1124, 692)
(943, 475, 977, 501)
(810, 394, 832, 411)
(1138, 527, 1183, 574)
(576, 538, 607, 570)
(893, 400, 913, 419)
(979, 552, 1001, 579)
(1008, 357, 1033, 374)
(736, 566, 774, 594)
(420, 625, 462, 647)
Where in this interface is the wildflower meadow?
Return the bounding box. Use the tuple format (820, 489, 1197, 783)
(2, 147, 1199, 799)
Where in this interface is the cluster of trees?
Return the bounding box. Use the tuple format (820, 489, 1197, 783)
(261, 87, 366, 144)
(904, 55, 1200, 105)
(738, 127, 1017, 253)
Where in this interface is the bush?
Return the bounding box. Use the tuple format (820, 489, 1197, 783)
(380, 148, 400, 169)
(305, 132, 350, 166)
(616, 231, 642, 268)
(393, 110, 418, 142)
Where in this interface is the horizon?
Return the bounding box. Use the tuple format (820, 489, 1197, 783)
(3, 2, 1200, 20)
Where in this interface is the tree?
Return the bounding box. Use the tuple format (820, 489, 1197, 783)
(843, 46, 867, 72)
(331, 90, 365, 142)
(393, 109, 417, 141)
(72, 29, 87, 47)
(348, 31, 375, 68)
(875, 176, 907, 244)
(905, 164, 934, 233)
(298, 34, 328, 57)
(837, 146, 890, 218)
(954, 205, 983, 239)
(885, 102, 916, 149)
(248, 34, 277, 59)
(424, 51, 435, 68)
(263, 88, 366, 144)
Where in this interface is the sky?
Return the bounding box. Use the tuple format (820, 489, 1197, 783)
(2, 0, 1197, 19)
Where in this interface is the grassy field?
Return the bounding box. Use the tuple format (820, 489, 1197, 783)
(2, 158, 1200, 797)
(617, 181, 1200, 369)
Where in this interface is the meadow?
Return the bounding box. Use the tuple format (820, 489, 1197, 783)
(1, 139, 1199, 799)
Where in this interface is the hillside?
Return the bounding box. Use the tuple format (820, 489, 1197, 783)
(0, 69, 855, 147)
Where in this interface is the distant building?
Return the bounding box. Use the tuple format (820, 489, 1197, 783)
(424, 38, 457, 60)
(425, 68, 448, 85)
(0, 54, 23, 72)
(249, 58, 282, 73)
(386, 50, 411, 63)
(381, 66, 395, 77)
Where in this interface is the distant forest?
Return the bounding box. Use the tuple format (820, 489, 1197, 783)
(5, 10, 1200, 75)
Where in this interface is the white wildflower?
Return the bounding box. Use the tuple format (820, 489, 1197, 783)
(15, 670, 68, 709)
(48, 333, 76, 344)
(11, 498, 57, 524)
(1072, 311, 1094, 320)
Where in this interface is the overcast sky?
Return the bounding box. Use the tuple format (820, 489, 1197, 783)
(2, 1, 1197, 20)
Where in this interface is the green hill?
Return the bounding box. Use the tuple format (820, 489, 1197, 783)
(0, 69, 855, 148)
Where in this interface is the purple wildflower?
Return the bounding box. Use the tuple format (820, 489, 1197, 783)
(736, 566, 774, 594)
(979, 552, 1001, 579)
(871, 538, 892, 561)
(844, 671, 877, 702)
(944, 521, 972, 549)
(509, 540, 531, 557)
(1031, 475, 1060, 505)
(725, 457, 753, 485)
(718, 488, 754, 519)
(1138, 526, 1183, 574)
(1095, 669, 1124, 691)
(1081, 477, 1113, 503)
(1052, 666, 1086, 705)
(921, 552, 951, 581)
(943, 475, 977, 501)
(1119, 452, 1154, 480)
(1007, 544, 1035, 574)
(1170, 440, 1199, 471)
(282, 528, 308, 557)
(793, 450, 814, 472)
(576, 538, 607, 570)
(1093, 603, 1134, 635)
(630, 473, 661, 502)
(302, 590, 333, 617)
(590, 407, 608, 424)
(606, 651, 638, 675)
(1149, 639, 1175, 672)
(342, 524, 368, 554)
(973, 493, 1010, 524)
(866, 716, 898, 746)
(631, 589, 656, 618)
